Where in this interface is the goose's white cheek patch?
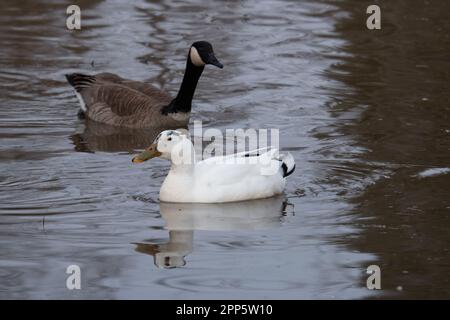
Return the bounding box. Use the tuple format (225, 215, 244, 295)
(190, 47, 206, 66)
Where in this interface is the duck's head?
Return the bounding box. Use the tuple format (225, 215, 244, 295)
(132, 130, 192, 164)
(189, 41, 223, 69)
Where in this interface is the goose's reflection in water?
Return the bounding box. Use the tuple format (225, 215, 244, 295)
(135, 196, 291, 269)
(71, 120, 185, 153)
(71, 120, 251, 160)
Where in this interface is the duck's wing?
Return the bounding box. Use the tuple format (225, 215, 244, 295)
(199, 147, 272, 165)
(197, 149, 277, 180)
(197, 148, 295, 184)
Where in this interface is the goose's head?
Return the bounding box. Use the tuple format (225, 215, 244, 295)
(132, 130, 193, 164)
(189, 41, 223, 69)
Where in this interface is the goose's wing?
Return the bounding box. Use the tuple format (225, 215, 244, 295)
(90, 84, 169, 116)
(84, 85, 170, 126)
(95, 72, 172, 99)
(66, 73, 173, 127)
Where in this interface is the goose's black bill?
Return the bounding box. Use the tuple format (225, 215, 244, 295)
(206, 53, 223, 69)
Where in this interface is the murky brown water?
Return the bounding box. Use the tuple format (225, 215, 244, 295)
(0, 0, 449, 299)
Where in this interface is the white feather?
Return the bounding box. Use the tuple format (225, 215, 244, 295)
(75, 91, 87, 112)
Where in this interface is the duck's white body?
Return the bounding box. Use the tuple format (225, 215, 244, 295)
(133, 130, 295, 203)
(160, 151, 290, 203)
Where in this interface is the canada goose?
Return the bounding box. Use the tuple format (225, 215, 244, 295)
(132, 130, 296, 203)
(65, 41, 223, 128)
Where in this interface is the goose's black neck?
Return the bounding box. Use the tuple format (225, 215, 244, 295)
(161, 55, 204, 115)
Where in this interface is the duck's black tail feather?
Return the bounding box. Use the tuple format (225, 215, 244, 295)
(65, 73, 96, 92)
(280, 152, 295, 178)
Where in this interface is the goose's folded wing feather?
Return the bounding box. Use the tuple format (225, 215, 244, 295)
(86, 84, 171, 117)
(81, 84, 174, 127)
(95, 73, 172, 100)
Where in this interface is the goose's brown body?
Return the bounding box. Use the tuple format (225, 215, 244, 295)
(66, 41, 222, 129)
(66, 72, 188, 128)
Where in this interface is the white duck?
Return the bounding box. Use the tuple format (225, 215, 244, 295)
(132, 130, 295, 203)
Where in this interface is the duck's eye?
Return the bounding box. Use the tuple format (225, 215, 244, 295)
(167, 137, 172, 141)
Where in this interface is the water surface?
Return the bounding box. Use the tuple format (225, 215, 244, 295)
(0, 0, 449, 299)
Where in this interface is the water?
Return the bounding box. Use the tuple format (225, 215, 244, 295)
(0, 0, 449, 299)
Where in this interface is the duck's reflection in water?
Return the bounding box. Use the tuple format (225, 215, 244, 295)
(135, 196, 291, 268)
(71, 120, 186, 153)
